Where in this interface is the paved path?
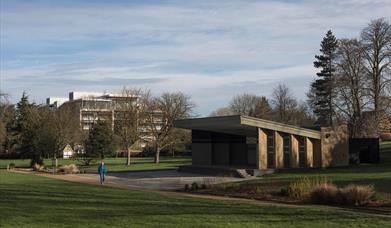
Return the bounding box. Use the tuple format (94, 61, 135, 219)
(43, 170, 244, 190)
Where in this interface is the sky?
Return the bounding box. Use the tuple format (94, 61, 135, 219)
(1, 0, 390, 115)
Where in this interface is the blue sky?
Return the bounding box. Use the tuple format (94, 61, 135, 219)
(1, 0, 390, 115)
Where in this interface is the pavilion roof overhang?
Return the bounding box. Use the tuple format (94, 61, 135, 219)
(174, 115, 321, 139)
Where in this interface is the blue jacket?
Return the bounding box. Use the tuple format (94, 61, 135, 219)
(98, 164, 107, 174)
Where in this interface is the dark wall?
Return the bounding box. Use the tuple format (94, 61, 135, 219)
(246, 144, 256, 166)
(192, 130, 213, 166)
(349, 138, 379, 164)
(192, 130, 249, 167)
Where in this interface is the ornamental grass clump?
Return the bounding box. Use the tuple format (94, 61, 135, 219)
(285, 177, 330, 200)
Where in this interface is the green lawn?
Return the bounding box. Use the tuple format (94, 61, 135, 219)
(206, 141, 391, 202)
(0, 171, 390, 227)
(0, 156, 191, 173)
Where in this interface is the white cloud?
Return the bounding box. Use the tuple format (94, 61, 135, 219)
(1, 0, 390, 114)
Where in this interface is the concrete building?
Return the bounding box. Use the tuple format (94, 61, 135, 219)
(58, 91, 139, 131)
(174, 115, 349, 172)
(46, 97, 68, 109)
(46, 91, 163, 155)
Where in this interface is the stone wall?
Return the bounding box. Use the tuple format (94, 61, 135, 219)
(320, 125, 349, 167)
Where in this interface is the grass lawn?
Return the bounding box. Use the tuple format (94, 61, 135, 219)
(0, 171, 390, 227)
(200, 141, 391, 202)
(0, 156, 191, 173)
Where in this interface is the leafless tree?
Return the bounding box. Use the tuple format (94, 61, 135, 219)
(288, 101, 316, 126)
(144, 92, 194, 164)
(361, 18, 391, 114)
(228, 93, 273, 119)
(209, 107, 235, 117)
(0, 92, 11, 154)
(271, 83, 298, 123)
(229, 93, 259, 116)
(114, 88, 145, 166)
(334, 39, 369, 136)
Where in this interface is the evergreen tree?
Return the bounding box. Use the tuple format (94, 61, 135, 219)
(14, 92, 31, 133)
(85, 120, 116, 159)
(12, 92, 40, 162)
(311, 30, 338, 126)
(251, 96, 273, 120)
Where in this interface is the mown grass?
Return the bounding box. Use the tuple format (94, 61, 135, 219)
(0, 156, 191, 173)
(0, 171, 390, 228)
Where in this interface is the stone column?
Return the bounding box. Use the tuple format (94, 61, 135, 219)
(256, 128, 267, 170)
(312, 139, 322, 168)
(274, 131, 284, 169)
(290, 134, 299, 168)
(305, 137, 313, 168)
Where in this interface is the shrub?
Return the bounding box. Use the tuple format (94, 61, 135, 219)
(200, 184, 208, 189)
(191, 182, 199, 190)
(338, 185, 375, 206)
(30, 158, 44, 167)
(286, 177, 330, 200)
(8, 163, 16, 170)
(32, 163, 44, 171)
(310, 183, 339, 204)
(140, 145, 155, 157)
(59, 164, 80, 174)
(309, 184, 375, 206)
(76, 153, 94, 166)
(280, 187, 289, 196)
(184, 184, 190, 191)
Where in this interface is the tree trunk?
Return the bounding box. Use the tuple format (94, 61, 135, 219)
(126, 147, 131, 166)
(154, 146, 160, 164)
(52, 153, 57, 175)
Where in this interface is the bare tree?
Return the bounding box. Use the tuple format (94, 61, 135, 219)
(114, 88, 145, 166)
(271, 83, 297, 123)
(228, 94, 272, 119)
(361, 18, 391, 113)
(144, 92, 194, 164)
(209, 107, 235, 117)
(0, 92, 12, 154)
(288, 101, 316, 126)
(229, 93, 259, 115)
(334, 39, 369, 136)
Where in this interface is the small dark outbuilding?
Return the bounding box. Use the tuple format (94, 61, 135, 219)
(349, 138, 379, 164)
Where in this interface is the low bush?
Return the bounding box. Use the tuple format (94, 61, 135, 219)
(338, 184, 375, 206)
(184, 184, 190, 191)
(59, 164, 80, 174)
(310, 183, 339, 204)
(32, 163, 44, 171)
(139, 145, 155, 157)
(191, 182, 199, 190)
(310, 184, 375, 206)
(8, 163, 16, 170)
(75, 154, 94, 166)
(30, 158, 44, 167)
(200, 184, 208, 189)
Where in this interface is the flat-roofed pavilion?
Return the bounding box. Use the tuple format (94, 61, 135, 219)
(174, 115, 349, 171)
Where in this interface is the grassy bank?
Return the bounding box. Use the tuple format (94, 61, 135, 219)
(0, 171, 390, 227)
(197, 141, 391, 203)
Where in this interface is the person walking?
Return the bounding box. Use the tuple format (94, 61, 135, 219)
(98, 161, 107, 185)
